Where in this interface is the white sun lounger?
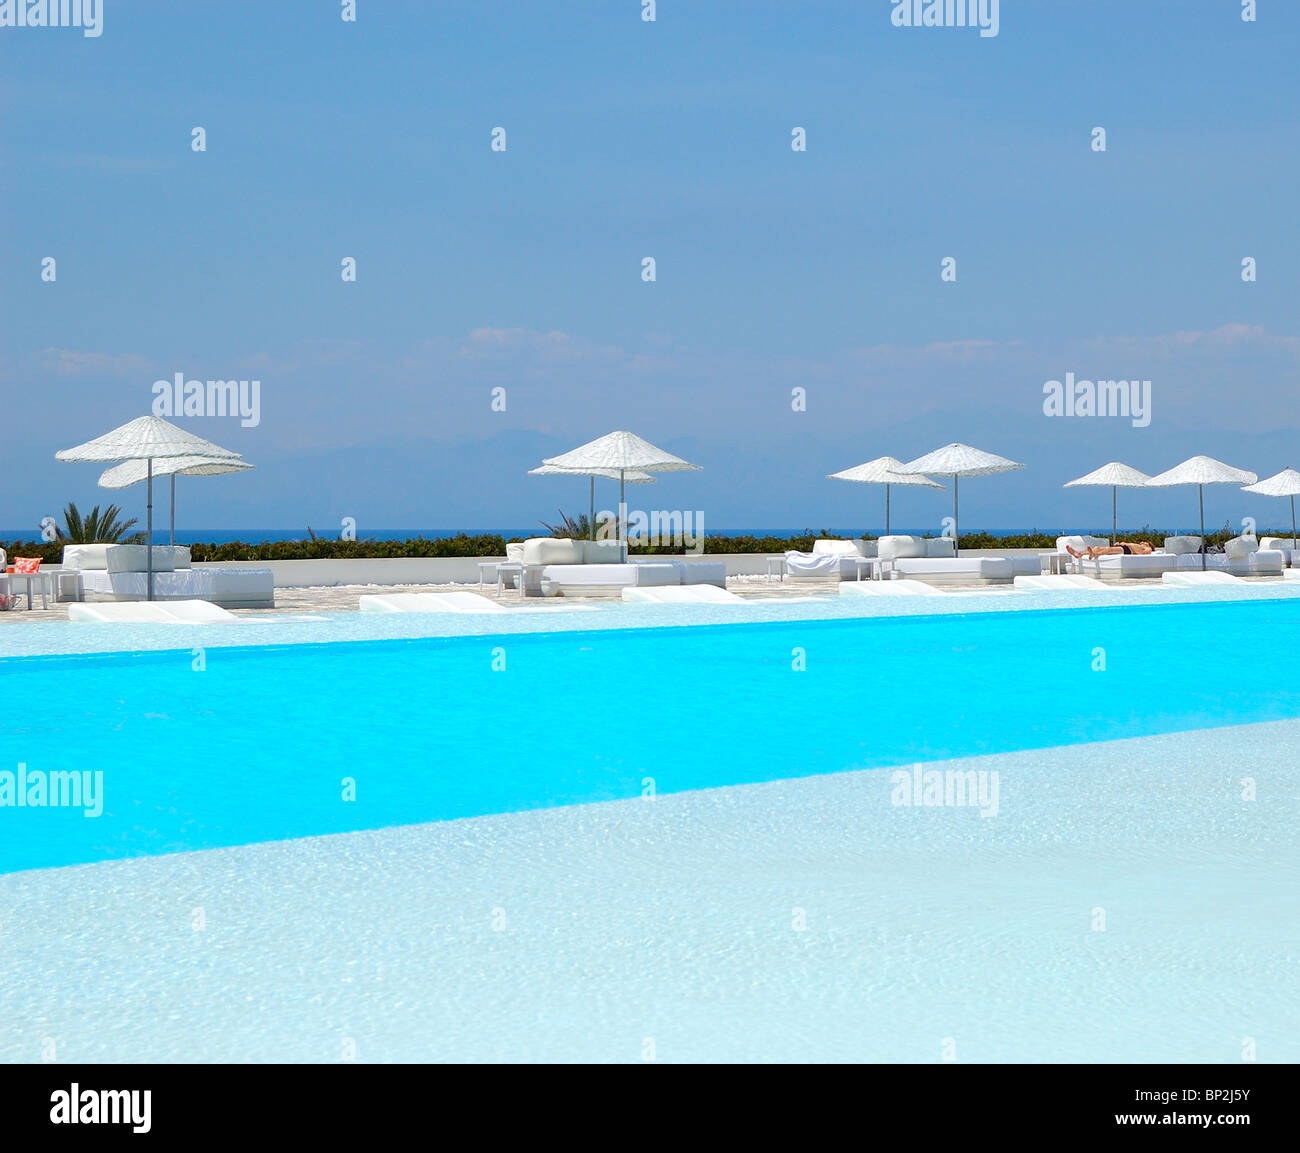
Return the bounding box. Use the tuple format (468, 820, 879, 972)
(1162, 570, 1245, 587)
(621, 585, 746, 604)
(359, 592, 508, 613)
(839, 579, 947, 597)
(1013, 574, 1110, 591)
(68, 599, 237, 623)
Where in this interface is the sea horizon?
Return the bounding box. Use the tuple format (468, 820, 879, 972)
(0, 525, 1215, 546)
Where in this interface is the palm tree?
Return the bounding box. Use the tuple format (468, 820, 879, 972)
(58, 501, 144, 543)
(539, 510, 592, 540)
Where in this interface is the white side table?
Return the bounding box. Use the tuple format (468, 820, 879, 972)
(765, 556, 787, 582)
(6, 571, 54, 609)
(850, 557, 876, 582)
(496, 562, 524, 597)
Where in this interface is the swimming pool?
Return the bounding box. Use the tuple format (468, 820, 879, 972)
(3, 596, 1299, 873)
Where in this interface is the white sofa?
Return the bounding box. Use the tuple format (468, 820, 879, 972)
(1261, 537, 1299, 567)
(1060, 535, 1181, 579)
(507, 538, 645, 592)
(878, 535, 1016, 584)
(64, 543, 274, 608)
(540, 562, 680, 597)
(1163, 535, 1203, 556)
(639, 560, 727, 587)
(781, 539, 878, 580)
(892, 557, 1015, 584)
(507, 538, 721, 596)
(1192, 536, 1285, 576)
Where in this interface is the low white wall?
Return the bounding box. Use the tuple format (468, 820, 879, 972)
(195, 548, 1056, 588)
(194, 557, 505, 587)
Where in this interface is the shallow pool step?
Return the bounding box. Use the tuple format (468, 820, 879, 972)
(68, 599, 237, 623)
(1013, 574, 1110, 591)
(359, 592, 508, 613)
(839, 579, 947, 597)
(1161, 570, 1245, 586)
(621, 585, 746, 604)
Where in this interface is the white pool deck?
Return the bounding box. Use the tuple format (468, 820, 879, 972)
(1, 718, 1296, 1063)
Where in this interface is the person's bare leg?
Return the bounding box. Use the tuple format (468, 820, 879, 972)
(1066, 544, 1084, 559)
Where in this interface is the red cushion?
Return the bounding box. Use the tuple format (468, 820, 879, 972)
(13, 557, 41, 573)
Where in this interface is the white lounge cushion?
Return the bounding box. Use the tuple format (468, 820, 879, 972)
(1056, 535, 1110, 555)
(876, 535, 927, 560)
(924, 538, 956, 558)
(521, 537, 583, 565)
(1224, 534, 1258, 559)
(893, 557, 1015, 580)
(1242, 549, 1284, 574)
(62, 543, 112, 570)
(622, 585, 745, 604)
(105, 544, 174, 573)
(813, 539, 876, 558)
(505, 542, 525, 563)
(541, 562, 679, 589)
(1088, 554, 1178, 576)
(153, 545, 192, 569)
(1261, 536, 1298, 552)
(580, 539, 627, 564)
(1163, 535, 1203, 556)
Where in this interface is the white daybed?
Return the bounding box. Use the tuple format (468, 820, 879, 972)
(63, 544, 275, 608)
(877, 536, 1018, 584)
(506, 538, 724, 596)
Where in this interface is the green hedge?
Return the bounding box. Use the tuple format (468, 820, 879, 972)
(0, 541, 64, 564)
(8, 525, 1289, 565)
(187, 534, 514, 561)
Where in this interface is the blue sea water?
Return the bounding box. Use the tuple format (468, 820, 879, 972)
(2, 597, 1299, 874)
(3, 526, 1132, 545)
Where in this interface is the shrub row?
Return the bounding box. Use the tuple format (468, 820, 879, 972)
(7, 525, 1286, 564)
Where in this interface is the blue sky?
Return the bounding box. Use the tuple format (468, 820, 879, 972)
(3, 0, 1298, 536)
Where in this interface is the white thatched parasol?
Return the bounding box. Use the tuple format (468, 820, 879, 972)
(56, 416, 241, 599)
(894, 443, 1024, 555)
(528, 463, 655, 541)
(1241, 467, 1300, 550)
(542, 431, 700, 539)
(827, 456, 943, 536)
(99, 455, 254, 546)
(1147, 456, 1258, 570)
(1064, 461, 1152, 543)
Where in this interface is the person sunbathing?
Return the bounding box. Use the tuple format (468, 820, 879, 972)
(1064, 540, 1155, 559)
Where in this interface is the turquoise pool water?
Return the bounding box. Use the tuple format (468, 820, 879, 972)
(3, 597, 1299, 874)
